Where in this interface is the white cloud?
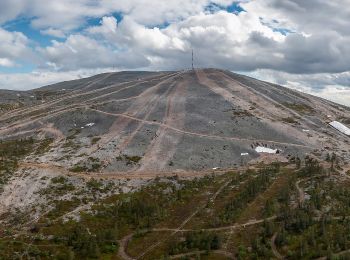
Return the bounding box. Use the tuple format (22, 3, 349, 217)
(40, 34, 149, 71)
(0, 0, 349, 107)
(246, 69, 350, 106)
(0, 27, 34, 67)
(0, 0, 26, 24)
(0, 68, 113, 90)
(0, 58, 15, 67)
(88, 16, 118, 35)
(0, 0, 237, 31)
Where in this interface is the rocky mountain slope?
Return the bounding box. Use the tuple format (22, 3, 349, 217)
(0, 68, 349, 227)
(1, 69, 349, 171)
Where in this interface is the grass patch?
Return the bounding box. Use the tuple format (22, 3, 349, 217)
(116, 154, 142, 165)
(91, 137, 101, 145)
(69, 164, 88, 173)
(283, 102, 314, 114)
(281, 117, 300, 124)
(35, 138, 54, 155)
(232, 110, 253, 117)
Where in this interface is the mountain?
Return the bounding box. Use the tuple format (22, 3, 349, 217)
(0, 69, 349, 172)
(0, 69, 350, 259)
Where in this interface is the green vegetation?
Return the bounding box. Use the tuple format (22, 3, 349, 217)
(169, 231, 221, 255)
(281, 116, 300, 124)
(91, 137, 101, 145)
(283, 102, 315, 114)
(0, 138, 35, 190)
(116, 154, 142, 165)
(0, 103, 22, 113)
(69, 157, 102, 173)
(2, 156, 350, 259)
(35, 138, 54, 155)
(69, 164, 89, 173)
(232, 110, 253, 118)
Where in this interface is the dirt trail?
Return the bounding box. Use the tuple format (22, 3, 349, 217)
(81, 72, 182, 162)
(196, 69, 251, 111)
(113, 78, 178, 155)
(0, 72, 171, 122)
(295, 176, 321, 206)
(271, 232, 284, 259)
(213, 71, 291, 120)
(120, 173, 313, 259)
(92, 109, 309, 149)
(219, 71, 319, 128)
(19, 162, 234, 180)
(0, 104, 83, 136)
(0, 72, 177, 134)
(198, 70, 323, 147)
(118, 234, 136, 260)
(0, 73, 112, 121)
(169, 250, 235, 259)
(119, 215, 277, 259)
(137, 77, 188, 172)
(134, 177, 232, 259)
(295, 179, 305, 205)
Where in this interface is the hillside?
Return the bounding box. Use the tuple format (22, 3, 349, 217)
(0, 69, 350, 259)
(0, 69, 349, 172)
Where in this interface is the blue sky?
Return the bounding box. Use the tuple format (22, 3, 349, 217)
(0, 0, 349, 106)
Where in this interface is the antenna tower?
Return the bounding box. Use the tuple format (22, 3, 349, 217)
(192, 49, 194, 70)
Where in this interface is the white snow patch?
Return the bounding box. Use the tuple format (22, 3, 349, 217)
(86, 123, 95, 127)
(255, 146, 278, 154)
(329, 121, 350, 136)
(302, 129, 310, 132)
(241, 153, 249, 156)
(212, 167, 221, 170)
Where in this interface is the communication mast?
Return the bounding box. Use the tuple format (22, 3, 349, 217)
(192, 49, 194, 70)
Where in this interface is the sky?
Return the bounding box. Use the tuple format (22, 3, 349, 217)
(0, 0, 349, 106)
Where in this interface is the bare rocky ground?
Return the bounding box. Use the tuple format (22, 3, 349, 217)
(0, 68, 349, 226)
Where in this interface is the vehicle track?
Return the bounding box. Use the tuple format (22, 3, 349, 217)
(18, 162, 231, 180)
(136, 77, 188, 172)
(0, 72, 177, 127)
(91, 108, 309, 149)
(79, 72, 183, 163)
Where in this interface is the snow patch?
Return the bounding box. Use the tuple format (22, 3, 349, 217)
(86, 123, 95, 127)
(255, 146, 278, 154)
(241, 153, 249, 156)
(329, 121, 350, 136)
